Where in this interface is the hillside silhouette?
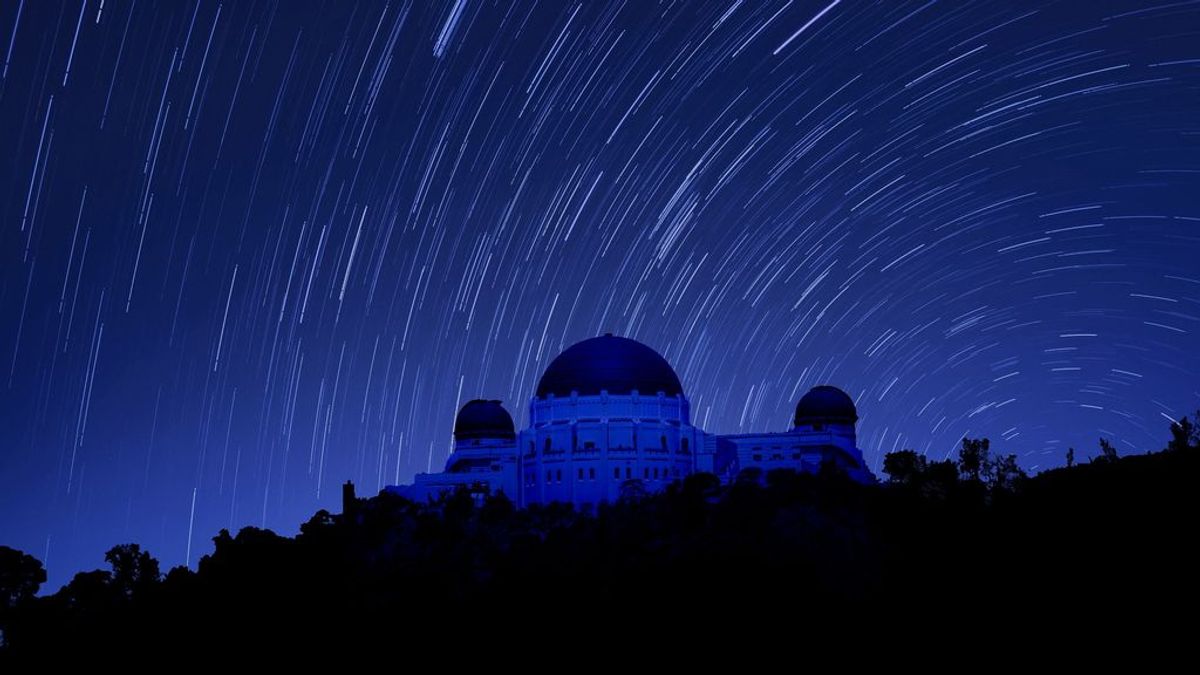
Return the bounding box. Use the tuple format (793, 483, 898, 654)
(2, 414, 1197, 656)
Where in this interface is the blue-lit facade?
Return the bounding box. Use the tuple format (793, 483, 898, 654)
(387, 335, 873, 507)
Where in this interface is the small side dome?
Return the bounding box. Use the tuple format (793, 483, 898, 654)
(454, 399, 515, 441)
(794, 386, 858, 426)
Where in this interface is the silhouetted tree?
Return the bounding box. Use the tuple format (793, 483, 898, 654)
(1066, 447, 1075, 468)
(681, 471, 722, 499)
(440, 485, 478, 522)
(1168, 416, 1195, 453)
(0, 546, 45, 648)
(883, 449, 927, 486)
(989, 454, 1027, 493)
(301, 509, 337, 536)
(817, 457, 850, 482)
(0, 547, 45, 614)
(480, 491, 516, 524)
(163, 565, 196, 588)
(957, 438, 991, 482)
(57, 569, 114, 611)
(765, 467, 804, 492)
(105, 544, 161, 600)
(735, 467, 764, 485)
(920, 460, 960, 500)
(1097, 438, 1119, 463)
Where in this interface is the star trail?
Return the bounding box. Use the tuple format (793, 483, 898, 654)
(1, 1, 1197, 588)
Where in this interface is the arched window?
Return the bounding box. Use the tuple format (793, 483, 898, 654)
(660, 435, 667, 452)
(544, 438, 552, 453)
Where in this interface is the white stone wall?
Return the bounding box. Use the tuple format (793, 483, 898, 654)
(519, 391, 701, 507)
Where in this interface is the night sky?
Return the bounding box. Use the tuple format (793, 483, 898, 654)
(2, 0, 1197, 589)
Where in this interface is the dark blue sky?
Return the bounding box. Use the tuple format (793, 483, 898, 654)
(1, 0, 1197, 589)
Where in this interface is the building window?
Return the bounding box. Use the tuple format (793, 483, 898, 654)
(653, 468, 659, 479)
(644, 468, 649, 479)
(547, 470, 552, 482)
(681, 438, 689, 453)
(544, 438, 552, 453)
(584, 440, 596, 450)
(529, 441, 535, 454)
(753, 454, 762, 462)
(556, 469, 562, 482)
(614, 467, 621, 479)
(578, 468, 584, 480)
(626, 467, 632, 479)
(660, 435, 667, 452)
(589, 468, 595, 480)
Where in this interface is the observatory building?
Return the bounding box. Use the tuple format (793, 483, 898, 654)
(387, 334, 873, 508)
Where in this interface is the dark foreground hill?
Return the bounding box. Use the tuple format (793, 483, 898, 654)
(2, 426, 1198, 657)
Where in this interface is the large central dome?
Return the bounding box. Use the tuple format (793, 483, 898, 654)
(536, 334, 683, 398)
